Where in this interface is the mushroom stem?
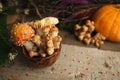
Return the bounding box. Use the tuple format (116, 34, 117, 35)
(47, 40, 54, 48)
(39, 52, 46, 57)
(50, 26, 59, 38)
(74, 24, 81, 31)
(82, 25, 88, 32)
(47, 47, 54, 55)
(31, 34, 41, 47)
(42, 26, 50, 35)
(54, 42, 61, 49)
(36, 28, 43, 36)
(23, 41, 34, 52)
(35, 40, 41, 47)
(53, 36, 62, 49)
(29, 50, 39, 57)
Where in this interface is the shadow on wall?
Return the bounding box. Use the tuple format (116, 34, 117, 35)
(59, 30, 120, 52)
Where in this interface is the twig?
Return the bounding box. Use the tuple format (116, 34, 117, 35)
(29, 0, 42, 18)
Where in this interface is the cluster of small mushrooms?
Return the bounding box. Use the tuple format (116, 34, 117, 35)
(74, 20, 106, 47)
(11, 17, 62, 58)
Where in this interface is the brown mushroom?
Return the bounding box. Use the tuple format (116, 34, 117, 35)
(29, 50, 39, 57)
(49, 26, 59, 38)
(47, 40, 54, 48)
(53, 36, 62, 49)
(39, 50, 46, 57)
(47, 47, 54, 55)
(31, 34, 41, 47)
(41, 26, 50, 35)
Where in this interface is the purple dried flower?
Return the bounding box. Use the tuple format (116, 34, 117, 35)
(56, 0, 90, 7)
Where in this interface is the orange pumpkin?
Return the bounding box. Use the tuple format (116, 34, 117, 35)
(93, 4, 120, 42)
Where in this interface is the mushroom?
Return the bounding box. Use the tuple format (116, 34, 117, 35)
(23, 41, 35, 52)
(11, 23, 35, 46)
(39, 17, 59, 27)
(74, 24, 81, 31)
(47, 39, 54, 48)
(39, 50, 46, 57)
(31, 34, 40, 42)
(10, 23, 38, 57)
(31, 34, 41, 47)
(29, 50, 39, 57)
(53, 36, 62, 49)
(85, 20, 95, 33)
(39, 52, 46, 57)
(49, 26, 59, 38)
(32, 17, 59, 28)
(83, 38, 91, 45)
(46, 34, 53, 40)
(47, 47, 54, 55)
(81, 25, 88, 32)
(33, 20, 41, 28)
(41, 26, 50, 35)
(84, 33, 91, 38)
(36, 28, 44, 36)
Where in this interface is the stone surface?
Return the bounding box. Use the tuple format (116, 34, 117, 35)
(0, 31, 120, 80)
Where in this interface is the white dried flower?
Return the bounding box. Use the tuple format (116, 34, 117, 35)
(24, 9, 29, 15)
(14, 1, 18, 6)
(0, 2, 3, 9)
(8, 52, 18, 61)
(16, 8, 21, 13)
(0, 2, 3, 12)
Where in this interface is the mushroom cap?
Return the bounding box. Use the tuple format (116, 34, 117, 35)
(11, 23, 35, 46)
(39, 17, 59, 27)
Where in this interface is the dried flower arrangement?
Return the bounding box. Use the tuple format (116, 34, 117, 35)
(0, 0, 120, 65)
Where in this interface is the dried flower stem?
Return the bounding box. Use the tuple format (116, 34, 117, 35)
(29, 0, 42, 18)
